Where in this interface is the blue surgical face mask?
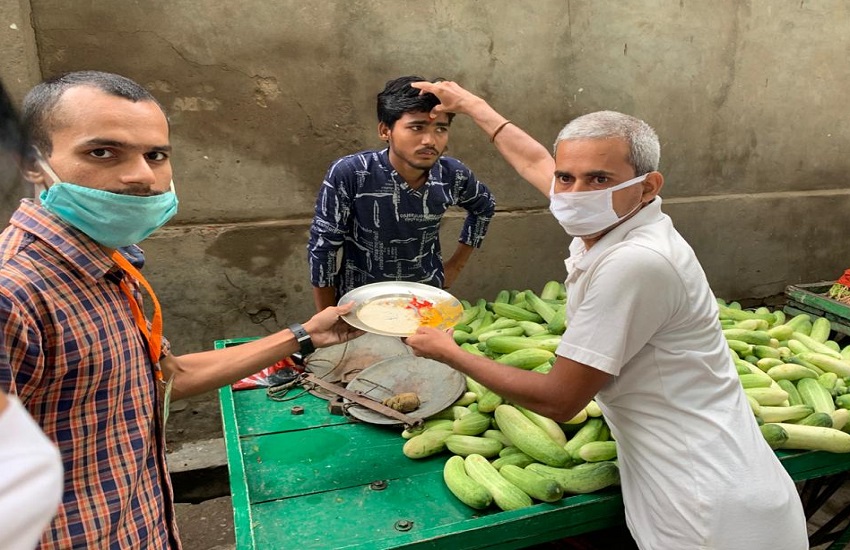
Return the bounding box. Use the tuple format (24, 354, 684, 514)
(36, 156, 178, 249)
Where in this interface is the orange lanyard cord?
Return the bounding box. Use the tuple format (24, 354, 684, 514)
(110, 251, 163, 376)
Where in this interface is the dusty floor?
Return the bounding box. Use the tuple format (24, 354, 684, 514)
(175, 497, 235, 550)
(169, 392, 233, 550)
(166, 392, 225, 445)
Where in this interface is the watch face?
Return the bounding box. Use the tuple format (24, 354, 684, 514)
(290, 324, 315, 355)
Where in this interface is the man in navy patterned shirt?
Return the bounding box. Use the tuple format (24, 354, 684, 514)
(308, 76, 497, 310)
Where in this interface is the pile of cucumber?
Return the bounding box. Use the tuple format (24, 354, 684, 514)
(401, 397, 620, 511)
(719, 299, 850, 453)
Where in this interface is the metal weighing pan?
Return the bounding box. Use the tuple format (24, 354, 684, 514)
(343, 354, 465, 425)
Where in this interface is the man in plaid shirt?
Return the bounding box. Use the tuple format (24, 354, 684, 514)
(0, 71, 361, 549)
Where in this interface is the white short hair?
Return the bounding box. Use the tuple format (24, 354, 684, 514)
(554, 111, 660, 176)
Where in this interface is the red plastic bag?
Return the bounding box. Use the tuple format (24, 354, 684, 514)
(231, 357, 304, 391)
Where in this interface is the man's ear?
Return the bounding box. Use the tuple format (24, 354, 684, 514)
(377, 122, 390, 142)
(641, 171, 664, 202)
(21, 149, 50, 187)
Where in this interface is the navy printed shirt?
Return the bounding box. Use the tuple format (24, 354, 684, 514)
(308, 148, 496, 298)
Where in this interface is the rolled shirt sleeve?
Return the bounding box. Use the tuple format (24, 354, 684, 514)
(452, 168, 496, 248)
(308, 158, 353, 288)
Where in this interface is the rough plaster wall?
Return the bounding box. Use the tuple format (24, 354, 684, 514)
(0, 0, 39, 108)
(0, 0, 40, 226)
(18, 0, 850, 358)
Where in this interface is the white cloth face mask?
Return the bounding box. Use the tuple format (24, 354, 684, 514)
(548, 174, 647, 237)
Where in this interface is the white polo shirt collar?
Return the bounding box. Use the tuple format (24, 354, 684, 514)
(565, 197, 665, 282)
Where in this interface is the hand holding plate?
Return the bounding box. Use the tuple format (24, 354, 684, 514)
(304, 302, 364, 349)
(405, 326, 459, 364)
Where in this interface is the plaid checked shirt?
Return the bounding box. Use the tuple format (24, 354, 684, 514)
(0, 200, 180, 549)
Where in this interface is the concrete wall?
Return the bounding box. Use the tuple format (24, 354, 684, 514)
(5, 0, 850, 356)
(0, 0, 40, 225)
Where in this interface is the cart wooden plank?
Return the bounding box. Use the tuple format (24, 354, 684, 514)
(786, 282, 850, 321)
(785, 282, 850, 337)
(240, 423, 438, 502)
(220, 373, 257, 550)
(777, 449, 850, 480)
(248, 479, 623, 550)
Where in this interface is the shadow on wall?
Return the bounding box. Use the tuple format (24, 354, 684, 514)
(204, 224, 304, 280)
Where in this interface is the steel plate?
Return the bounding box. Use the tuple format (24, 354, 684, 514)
(338, 281, 463, 337)
(343, 355, 465, 425)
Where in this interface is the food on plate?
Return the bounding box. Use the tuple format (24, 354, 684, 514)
(356, 295, 456, 334)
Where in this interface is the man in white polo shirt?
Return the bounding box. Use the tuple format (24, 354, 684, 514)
(405, 81, 807, 549)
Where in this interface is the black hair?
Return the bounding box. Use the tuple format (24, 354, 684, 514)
(376, 75, 454, 128)
(0, 79, 26, 158)
(21, 70, 166, 158)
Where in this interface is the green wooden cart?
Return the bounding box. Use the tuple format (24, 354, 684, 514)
(784, 281, 850, 337)
(217, 338, 850, 549)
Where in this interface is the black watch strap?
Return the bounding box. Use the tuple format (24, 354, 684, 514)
(289, 323, 315, 356)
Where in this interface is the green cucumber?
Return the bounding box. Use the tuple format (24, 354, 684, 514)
(526, 461, 620, 494)
(776, 379, 803, 406)
(443, 455, 493, 509)
(810, 317, 832, 343)
(722, 329, 772, 346)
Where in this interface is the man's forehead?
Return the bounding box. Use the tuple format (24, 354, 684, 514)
(555, 138, 630, 166)
(50, 86, 169, 144)
(399, 110, 450, 124)
(53, 86, 165, 124)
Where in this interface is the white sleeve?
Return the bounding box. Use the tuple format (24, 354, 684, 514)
(557, 245, 682, 375)
(0, 396, 63, 550)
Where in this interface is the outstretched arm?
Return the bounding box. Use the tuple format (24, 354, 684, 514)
(405, 326, 610, 422)
(161, 303, 363, 399)
(412, 81, 555, 197)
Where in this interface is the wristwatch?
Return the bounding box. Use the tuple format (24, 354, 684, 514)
(289, 323, 315, 356)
